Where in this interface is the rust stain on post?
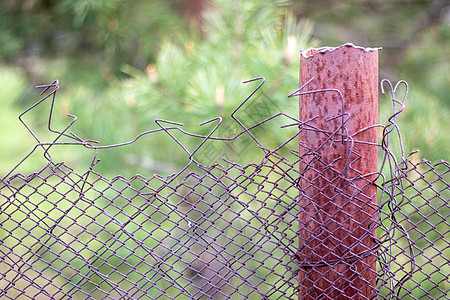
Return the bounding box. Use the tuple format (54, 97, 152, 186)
(298, 43, 379, 299)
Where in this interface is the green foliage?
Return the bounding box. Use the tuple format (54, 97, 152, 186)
(19, 0, 316, 177)
(0, 0, 185, 176)
(114, 0, 316, 174)
(0, 66, 36, 174)
(0, 0, 184, 81)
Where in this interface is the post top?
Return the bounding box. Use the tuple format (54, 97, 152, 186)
(300, 43, 381, 58)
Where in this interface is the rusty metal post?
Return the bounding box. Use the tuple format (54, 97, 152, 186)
(297, 44, 379, 299)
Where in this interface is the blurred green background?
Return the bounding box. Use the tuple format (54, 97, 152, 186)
(0, 1, 449, 299)
(1, 0, 448, 178)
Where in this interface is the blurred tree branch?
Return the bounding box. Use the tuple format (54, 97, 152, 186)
(384, 0, 449, 67)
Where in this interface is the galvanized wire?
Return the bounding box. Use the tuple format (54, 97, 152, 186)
(0, 79, 448, 299)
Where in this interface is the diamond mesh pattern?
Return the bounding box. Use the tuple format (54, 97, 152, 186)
(1, 154, 448, 299)
(1, 154, 301, 299)
(377, 159, 450, 299)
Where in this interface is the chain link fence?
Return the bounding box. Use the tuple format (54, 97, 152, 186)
(378, 158, 449, 299)
(0, 78, 449, 299)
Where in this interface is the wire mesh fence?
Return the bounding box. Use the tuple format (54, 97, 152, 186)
(378, 158, 449, 299)
(0, 77, 448, 299)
